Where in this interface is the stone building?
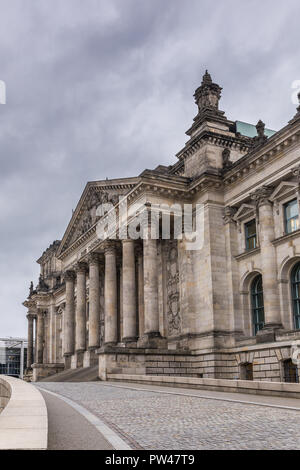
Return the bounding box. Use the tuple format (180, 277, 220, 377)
(23, 71, 300, 383)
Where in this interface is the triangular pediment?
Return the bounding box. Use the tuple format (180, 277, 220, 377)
(233, 203, 256, 222)
(269, 181, 298, 202)
(57, 177, 139, 257)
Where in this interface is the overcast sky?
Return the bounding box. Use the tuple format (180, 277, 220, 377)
(0, 0, 299, 337)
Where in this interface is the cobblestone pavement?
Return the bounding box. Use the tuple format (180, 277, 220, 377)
(37, 382, 300, 450)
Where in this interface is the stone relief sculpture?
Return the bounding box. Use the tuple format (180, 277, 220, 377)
(165, 241, 181, 336)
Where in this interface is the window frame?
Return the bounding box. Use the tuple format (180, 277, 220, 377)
(251, 275, 265, 336)
(284, 198, 299, 235)
(244, 218, 257, 251)
(291, 262, 300, 330)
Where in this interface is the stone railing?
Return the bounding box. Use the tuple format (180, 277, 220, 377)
(0, 375, 48, 450)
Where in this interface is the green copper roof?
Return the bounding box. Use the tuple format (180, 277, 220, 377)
(236, 121, 276, 138)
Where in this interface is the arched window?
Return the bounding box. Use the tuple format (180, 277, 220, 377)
(291, 263, 300, 330)
(251, 275, 265, 335)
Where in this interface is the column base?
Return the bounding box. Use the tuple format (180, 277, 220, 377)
(122, 337, 138, 348)
(137, 332, 167, 349)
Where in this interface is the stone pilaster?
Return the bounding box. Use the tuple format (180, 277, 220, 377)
(36, 310, 45, 364)
(75, 262, 87, 354)
(252, 186, 282, 332)
(26, 313, 34, 368)
(63, 270, 76, 362)
(88, 254, 101, 350)
(122, 239, 137, 343)
(223, 207, 243, 334)
(104, 242, 118, 345)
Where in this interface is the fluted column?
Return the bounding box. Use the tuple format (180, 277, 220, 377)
(122, 239, 137, 342)
(88, 254, 100, 350)
(252, 187, 282, 329)
(63, 270, 76, 357)
(26, 313, 34, 368)
(104, 242, 118, 345)
(75, 262, 87, 352)
(143, 230, 160, 336)
(36, 310, 44, 364)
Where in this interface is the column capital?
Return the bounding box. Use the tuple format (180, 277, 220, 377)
(75, 261, 88, 274)
(103, 240, 117, 254)
(121, 238, 135, 245)
(26, 313, 35, 321)
(64, 269, 76, 281)
(251, 185, 274, 207)
(88, 252, 100, 266)
(37, 308, 47, 317)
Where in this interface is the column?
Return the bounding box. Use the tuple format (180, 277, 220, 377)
(104, 242, 118, 345)
(88, 254, 100, 350)
(34, 316, 37, 362)
(143, 232, 160, 336)
(63, 270, 76, 357)
(137, 247, 144, 338)
(26, 313, 34, 368)
(253, 187, 282, 329)
(122, 239, 137, 342)
(36, 310, 44, 364)
(75, 262, 87, 352)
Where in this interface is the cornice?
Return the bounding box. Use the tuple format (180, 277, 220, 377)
(223, 122, 300, 187)
(57, 178, 139, 259)
(176, 127, 252, 161)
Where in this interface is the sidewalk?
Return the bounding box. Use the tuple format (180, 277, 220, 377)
(40, 390, 114, 450)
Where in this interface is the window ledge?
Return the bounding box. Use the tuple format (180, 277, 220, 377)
(272, 228, 300, 246)
(235, 247, 260, 261)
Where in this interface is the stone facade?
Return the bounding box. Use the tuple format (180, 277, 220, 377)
(24, 71, 300, 383)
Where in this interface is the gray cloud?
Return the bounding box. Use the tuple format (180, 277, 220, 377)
(0, 0, 299, 336)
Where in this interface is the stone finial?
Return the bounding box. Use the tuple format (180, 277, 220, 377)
(194, 70, 222, 113)
(29, 281, 34, 297)
(201, 70, 213, 85)
(222, 148, 232, 169)
(253, 120, 268, 147)
(289, 91, 300, 123)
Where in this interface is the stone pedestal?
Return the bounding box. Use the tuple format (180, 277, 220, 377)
(83, 349, 98, 367)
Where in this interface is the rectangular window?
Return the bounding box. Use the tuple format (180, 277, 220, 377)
(284, 199, 299, 234)
(245, 219, 257, 250)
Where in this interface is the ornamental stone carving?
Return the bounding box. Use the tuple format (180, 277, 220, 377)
(165, 241, 181, 336)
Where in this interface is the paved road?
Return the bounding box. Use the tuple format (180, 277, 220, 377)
(37, 381, 300, 450)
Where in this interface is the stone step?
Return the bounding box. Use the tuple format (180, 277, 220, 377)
(39, 365, 99, 382)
